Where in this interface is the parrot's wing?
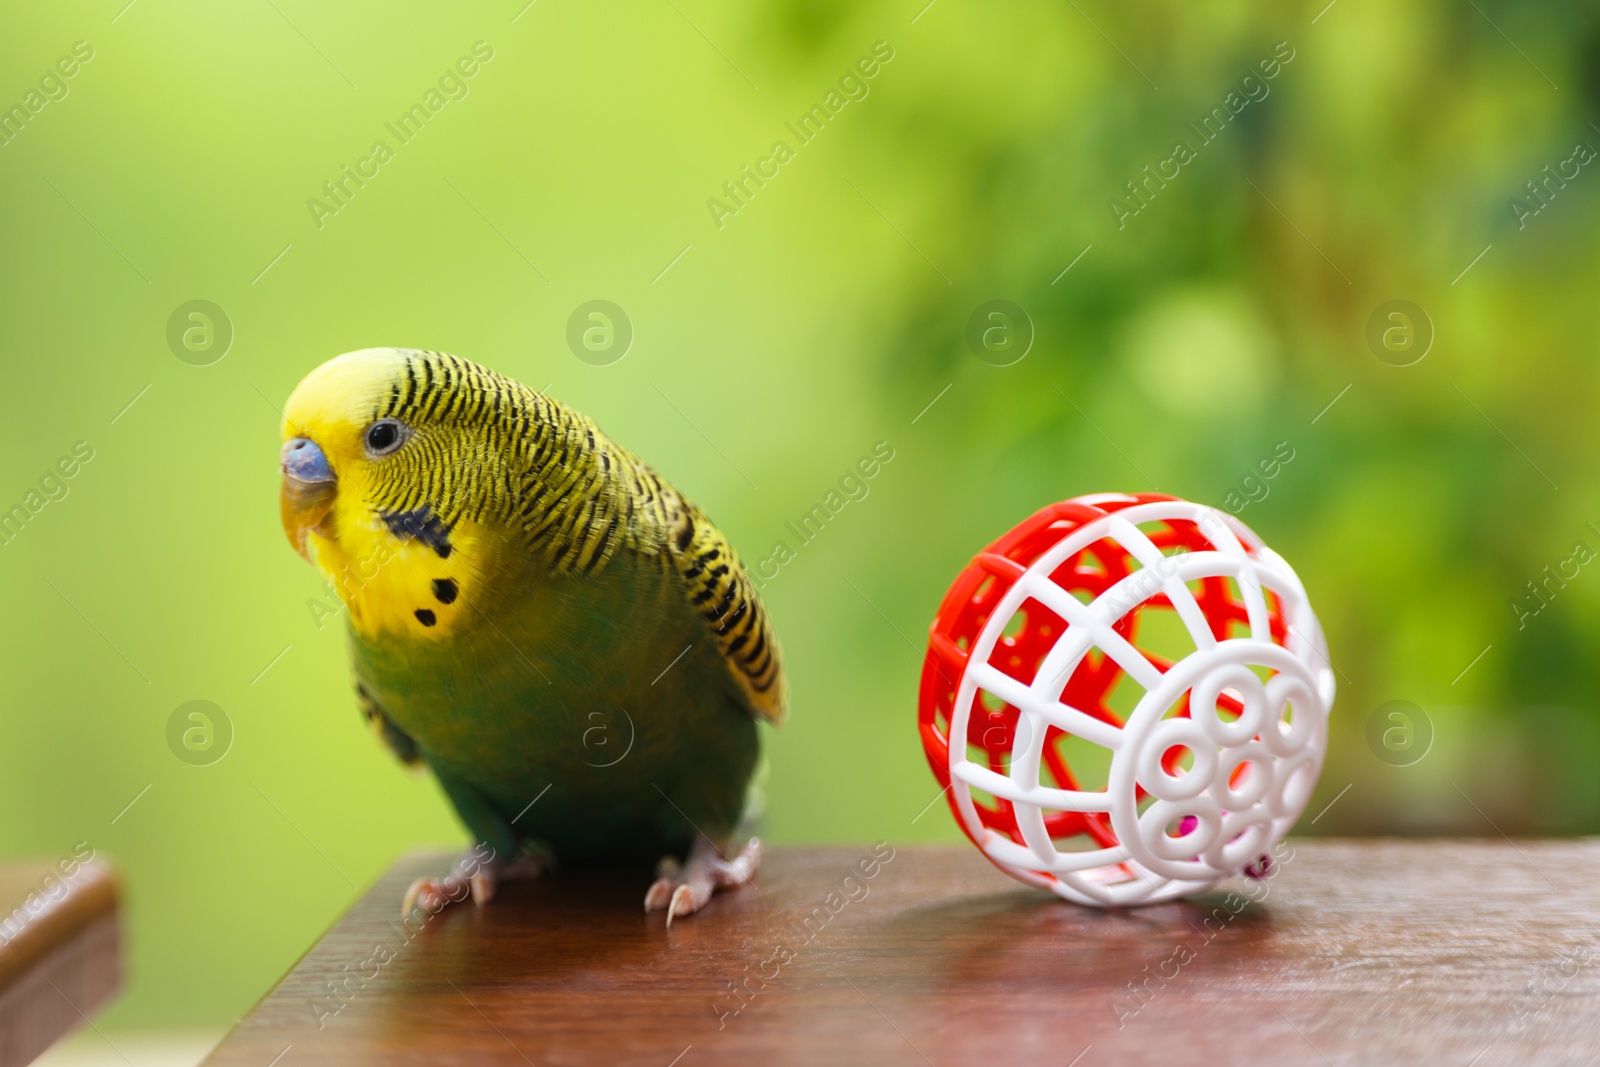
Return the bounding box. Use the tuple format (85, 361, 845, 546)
(670, 502, 787, 726)
(356, 678, 422, 766)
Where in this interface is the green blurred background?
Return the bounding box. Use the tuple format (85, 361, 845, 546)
(3, 0, 1597, 1036)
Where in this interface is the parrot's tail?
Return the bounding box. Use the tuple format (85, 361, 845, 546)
(737, 755, 770, 840)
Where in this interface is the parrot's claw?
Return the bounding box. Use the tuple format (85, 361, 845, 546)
(667, 884, 697, 926)
(642, 854, 685, 911)
(402, 875, 462, 916)
(401, 853, 544, 918)
(645, 836, 761, 926)
(471, 871, 496, 905)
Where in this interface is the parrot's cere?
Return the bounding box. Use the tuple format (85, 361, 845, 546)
(279, 348, 786, 922)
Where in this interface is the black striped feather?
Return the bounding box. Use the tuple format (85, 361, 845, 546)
(366, 350, 787, 726)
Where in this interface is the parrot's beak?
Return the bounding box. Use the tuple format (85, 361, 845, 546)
(280, 437, 337, 562)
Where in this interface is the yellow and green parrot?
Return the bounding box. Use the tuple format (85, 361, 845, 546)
(278, 348, 785, 922)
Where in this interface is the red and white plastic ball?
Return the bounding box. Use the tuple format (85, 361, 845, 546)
(917, 494, 1335, 906)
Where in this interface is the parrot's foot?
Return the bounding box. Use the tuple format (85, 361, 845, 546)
(644, 836, 761, 926)
(401, 852, 544, 917)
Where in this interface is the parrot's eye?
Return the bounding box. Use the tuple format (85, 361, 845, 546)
(364, 419, 408, 458)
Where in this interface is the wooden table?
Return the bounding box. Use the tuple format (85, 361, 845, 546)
(0, 860, 119, 1067)
(204, 841, 1600, 1066)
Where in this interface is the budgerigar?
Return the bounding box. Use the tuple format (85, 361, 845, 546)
(277, 348, 785, 921)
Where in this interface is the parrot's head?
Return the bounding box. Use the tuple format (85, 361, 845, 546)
(278, 347, 514, 637)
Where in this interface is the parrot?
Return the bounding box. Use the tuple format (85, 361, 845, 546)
(277, 348, 785, 922)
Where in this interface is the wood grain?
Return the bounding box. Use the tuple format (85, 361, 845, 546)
(203, 841, 1600, 1066)
(0, 860, 120, 1067)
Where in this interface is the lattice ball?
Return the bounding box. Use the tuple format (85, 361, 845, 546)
(917, 493, 1335, 906)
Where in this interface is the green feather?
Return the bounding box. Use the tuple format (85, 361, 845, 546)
(352, 553, 761, 862)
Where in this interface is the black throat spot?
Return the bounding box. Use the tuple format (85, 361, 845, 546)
(381, 507, 454, 559)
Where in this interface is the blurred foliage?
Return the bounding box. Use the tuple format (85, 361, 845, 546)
(1, 0, 1597, 1030)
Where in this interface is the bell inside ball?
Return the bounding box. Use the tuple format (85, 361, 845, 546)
(916, 493, 1335, 907)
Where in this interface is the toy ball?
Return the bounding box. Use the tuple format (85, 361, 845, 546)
(917, 493, 1335, 906)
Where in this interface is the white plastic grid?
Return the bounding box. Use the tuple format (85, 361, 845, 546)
(945, 500, 1335, 906)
